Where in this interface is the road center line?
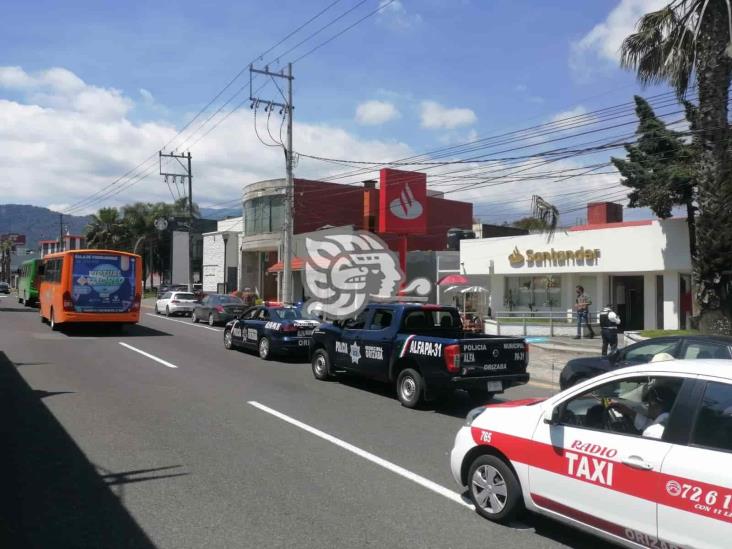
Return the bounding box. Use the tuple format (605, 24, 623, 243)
(119, 342, 179, 369)
(145, 313, 222, 332)
(248, 401, 473, 509)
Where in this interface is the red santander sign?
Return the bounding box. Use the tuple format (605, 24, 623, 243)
(378, 168, 428, 234)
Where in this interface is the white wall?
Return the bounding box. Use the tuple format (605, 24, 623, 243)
(217, 217, 243, 233)
(461, 218, 691, 276)
(202, 232, 240, 292)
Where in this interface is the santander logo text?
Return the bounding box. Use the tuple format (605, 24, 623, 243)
(389, 183, 423, 220)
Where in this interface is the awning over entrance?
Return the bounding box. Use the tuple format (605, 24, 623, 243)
(266, 257, 306, 273)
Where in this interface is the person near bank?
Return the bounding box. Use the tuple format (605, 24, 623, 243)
(574, 285, 595, 339)
(599, 304, 621, 356)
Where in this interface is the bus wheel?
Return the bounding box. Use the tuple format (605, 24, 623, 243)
(50, 310, 59, 331)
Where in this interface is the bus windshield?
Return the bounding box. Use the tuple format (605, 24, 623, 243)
(71, 253, 137, 313)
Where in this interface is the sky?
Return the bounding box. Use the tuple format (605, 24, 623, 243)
(0, 0, 679, 225)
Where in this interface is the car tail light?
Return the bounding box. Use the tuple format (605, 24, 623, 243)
(282, 323, 298, 333)
(131, 294, 141, 312)
(216, 305, 225, 313)
(62, 291, 74, 311)
(444, 344, 461, 374)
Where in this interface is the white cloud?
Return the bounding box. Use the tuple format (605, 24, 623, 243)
(570, 0, 668, 79)
(355, 100, 400, 125)
(0, 66, 415, 212)
(550, 105, 593, 124)
(420, 100, 477, 130)
(0, 66, 131, 120)
(139, 88, 155, 104)
(377, 0, 422, 29)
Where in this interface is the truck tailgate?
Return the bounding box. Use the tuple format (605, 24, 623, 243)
(459, 338, 528, 376)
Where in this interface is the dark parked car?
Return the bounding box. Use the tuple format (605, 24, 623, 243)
(0, 282, 10, 294)
(559, 335, 732, 390)
(193, 294, 247, 326)
(224, 304, 320, 359)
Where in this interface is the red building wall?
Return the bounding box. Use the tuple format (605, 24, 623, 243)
(292, 172, 473, 252)
(293, 178, 365, 234)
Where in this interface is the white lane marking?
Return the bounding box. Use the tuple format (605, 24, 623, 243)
(119, 342, 179, 369)
(145, 313, 222, 332)
(248, 401, 473, 509)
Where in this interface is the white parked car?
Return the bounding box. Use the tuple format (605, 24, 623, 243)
(450, 359, 732, 549)
(155, 291, 198, 317)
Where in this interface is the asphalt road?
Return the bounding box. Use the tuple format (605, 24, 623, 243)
(0, 294, 614, 549)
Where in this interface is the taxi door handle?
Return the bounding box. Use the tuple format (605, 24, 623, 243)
(621, 456, 653, 471)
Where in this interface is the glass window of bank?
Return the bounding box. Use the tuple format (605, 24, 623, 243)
(505, 275, 562, 310)
(244, 195, 285, 235)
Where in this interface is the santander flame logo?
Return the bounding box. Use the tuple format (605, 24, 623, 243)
(389, 183, 423, 220)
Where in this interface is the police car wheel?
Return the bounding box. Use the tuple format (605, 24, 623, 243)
(468, 455, 523, 523)
(311, 349, 332, 381)
(224, 329, 233, 350)
(396, 368, 423, 408)
(258, 337, 271, 360)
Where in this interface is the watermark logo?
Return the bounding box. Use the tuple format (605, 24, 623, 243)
(666, 480, 682, 497)
(302, 231, 430, 320)
(389, 183, 423, 220)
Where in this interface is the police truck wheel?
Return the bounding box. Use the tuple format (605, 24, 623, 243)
(396, 368, 424, 408)
(468, 454, 524, 523)
(258, 337, 271, 360)
(311, 349, 332, 381)
(224, 329, 234, 350)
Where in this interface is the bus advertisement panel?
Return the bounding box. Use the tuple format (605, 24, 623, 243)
(71, 253, 137, 313)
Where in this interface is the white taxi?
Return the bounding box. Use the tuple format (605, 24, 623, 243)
(450, 359, 732, 549)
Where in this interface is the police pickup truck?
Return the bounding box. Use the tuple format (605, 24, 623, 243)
(309, 303, 529, 408)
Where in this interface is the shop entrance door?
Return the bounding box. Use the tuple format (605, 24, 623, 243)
(611, 276, 644, 331)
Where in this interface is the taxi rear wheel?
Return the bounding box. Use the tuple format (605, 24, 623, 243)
(258, 337, 271, 360)
(468, 455, 523, 523)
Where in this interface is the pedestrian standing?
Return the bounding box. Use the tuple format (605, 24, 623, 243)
(574, 285, 595, 339)
(599, 304, 621, 356)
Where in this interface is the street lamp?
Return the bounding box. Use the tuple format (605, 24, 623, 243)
(222, 233, 229, 293)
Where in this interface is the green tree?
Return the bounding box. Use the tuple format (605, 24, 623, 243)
(611, 96, 698, 261)
(621, 0, 732, 334)
(85, 207, 130, 250)
(511, 217, 551, 232)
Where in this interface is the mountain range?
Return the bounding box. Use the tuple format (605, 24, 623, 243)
(0, 204, 241, 249)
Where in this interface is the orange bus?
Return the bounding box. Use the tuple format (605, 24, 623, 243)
(39, 250, 142, 330)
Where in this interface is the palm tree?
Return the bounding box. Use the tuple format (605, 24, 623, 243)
(85, 207, 130, 250)
(620, 0, 732, 334)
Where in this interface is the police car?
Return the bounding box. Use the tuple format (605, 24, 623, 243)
(451, 359, 732, 549)
(223, 303, 320, 359)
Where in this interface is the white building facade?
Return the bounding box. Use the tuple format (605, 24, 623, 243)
(461, 216, 693, 331)
(201, 217, 243, 293)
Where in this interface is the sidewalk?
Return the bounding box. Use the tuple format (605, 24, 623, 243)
(528, 335, 603, 354)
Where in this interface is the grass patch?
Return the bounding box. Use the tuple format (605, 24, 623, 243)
(639, 329, 699, 338)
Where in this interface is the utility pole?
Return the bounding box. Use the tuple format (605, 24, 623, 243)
(249, 62, 294, 304)
(58, 213, 63, 253)
(159, 150, 194, 291)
